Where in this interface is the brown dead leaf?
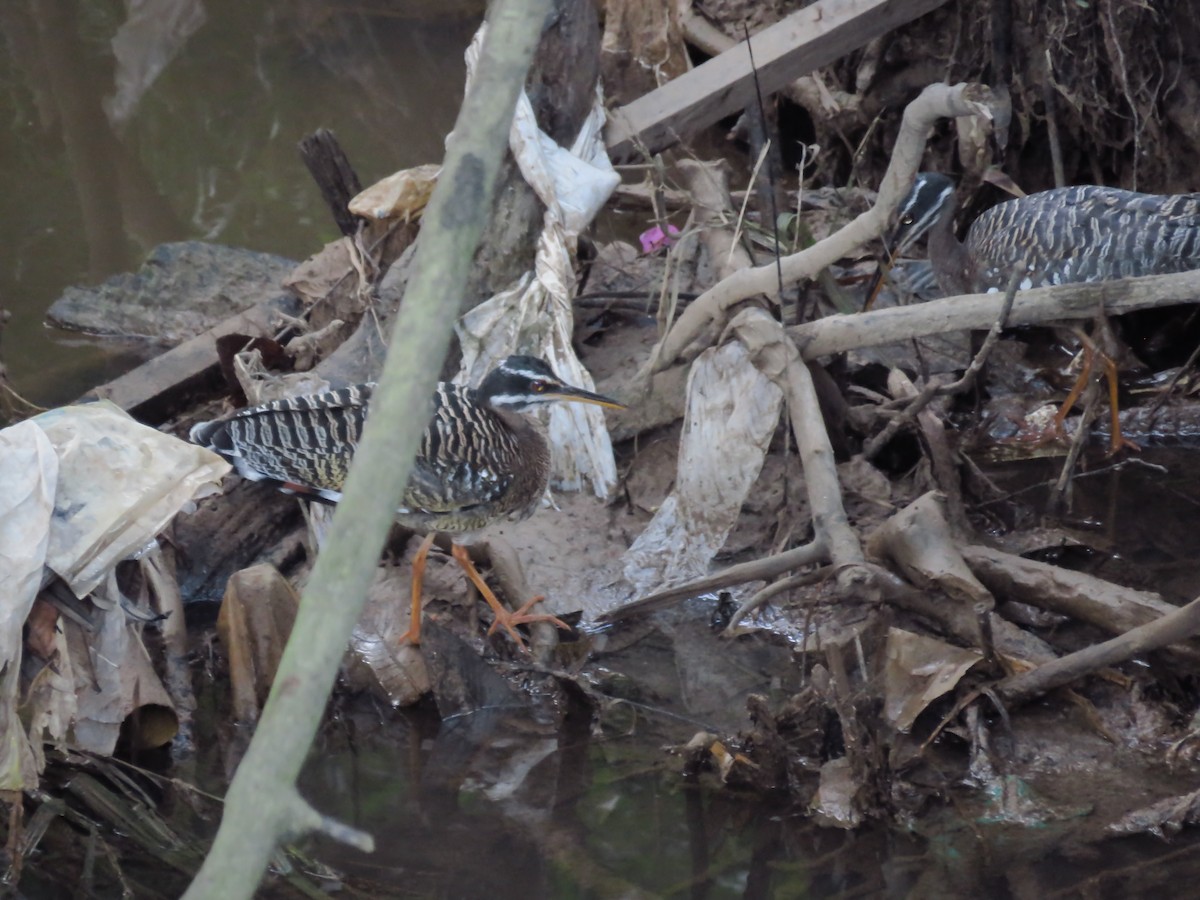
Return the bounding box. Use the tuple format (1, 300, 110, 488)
(24, 598, 59, 661)
(883, 627, 982, 733)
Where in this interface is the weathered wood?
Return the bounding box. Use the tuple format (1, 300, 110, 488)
(605, 0, 950, 159)
(297, 129, 363, 237)
(83, 293, 302, 421)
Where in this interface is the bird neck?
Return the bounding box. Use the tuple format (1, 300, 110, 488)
(494, 403, 551, 471)
(926, 192, 972, 295)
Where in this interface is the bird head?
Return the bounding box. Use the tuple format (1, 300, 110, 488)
(863, 172, 957, 309)
(478, 356, 625, 412)
(888, 172, 957, 258)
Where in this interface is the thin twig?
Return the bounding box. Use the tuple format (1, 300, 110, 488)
(863, 269, 1021, 460)
(742, 21, 784, 303)
(722, 566, 833, 635)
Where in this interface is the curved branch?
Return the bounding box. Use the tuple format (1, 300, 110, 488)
(648, 82, 1002, 373)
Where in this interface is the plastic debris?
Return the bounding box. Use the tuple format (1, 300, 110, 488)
(0, 403, 230, 784)
(622, 341, 783, 593)
(639, 223, 681, 254)
(455, 23, 622, 498)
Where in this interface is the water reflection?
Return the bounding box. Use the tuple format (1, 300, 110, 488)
(0, 0, 480, 404)
(300, 697, 911, 899)
(985, 449, 1200, 601)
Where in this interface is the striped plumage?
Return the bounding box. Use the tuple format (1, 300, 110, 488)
(190, 355, 620, 535)
(192, 355, 621, 648)
(892, 172, 1200, 296)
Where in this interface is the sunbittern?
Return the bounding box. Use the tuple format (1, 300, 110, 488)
(190, 355, 623, 648)
(871, 172, 1200, 450)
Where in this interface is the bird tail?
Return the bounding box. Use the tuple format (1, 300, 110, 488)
(189, 419, 238, 458)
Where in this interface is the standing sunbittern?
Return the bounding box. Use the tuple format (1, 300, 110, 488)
(190, 355, 624, 648)
(872, 172, 1200, 450)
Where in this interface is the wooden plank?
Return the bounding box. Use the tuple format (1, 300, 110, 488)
(605, 0, 950, 159)
(84, 293, 302, 420)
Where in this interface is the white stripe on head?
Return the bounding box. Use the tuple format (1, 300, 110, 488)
(499, 361, 556, 381)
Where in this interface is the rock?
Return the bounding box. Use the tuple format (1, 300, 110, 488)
(46, 242, 296, 343)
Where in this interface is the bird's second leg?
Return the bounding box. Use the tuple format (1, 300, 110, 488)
(1100, 353, 1140, 455)
(1052, 333, 1139, 455)
(450, 543, 570, 649)
(398, 532, 438, 646)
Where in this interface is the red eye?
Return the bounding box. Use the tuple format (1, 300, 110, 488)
(531, 381, 546, 392)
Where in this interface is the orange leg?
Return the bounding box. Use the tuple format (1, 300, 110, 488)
(450, 543, 570, 650)
(1051, 340, 1140, 455)
(1053, 342, 1095, 439)
(398, 532, 437, 646)
(1101, 353, 1140, 455)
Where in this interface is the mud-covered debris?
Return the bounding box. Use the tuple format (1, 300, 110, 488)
(811, 757, 864, 828)
(46, 242, 296, 343)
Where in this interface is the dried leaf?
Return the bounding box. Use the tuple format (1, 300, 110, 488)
(883, 627, 982, 733)
(348, 164, 441, 222)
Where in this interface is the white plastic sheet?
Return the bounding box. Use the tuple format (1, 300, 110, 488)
(0, 403, 230, 780)
(622, 341, 784, 592)
(0, 422, 58, 790)
(455, 24, 622, 498)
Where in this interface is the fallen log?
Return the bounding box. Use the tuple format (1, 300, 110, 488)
(82, 292, 301, 422)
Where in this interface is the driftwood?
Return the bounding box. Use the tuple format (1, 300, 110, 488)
(995, 595, 1200, 706)
(605, 0, 950, 158)
(961, 544, 1200, 666)
(792, 268, 1200, 360)
(647, 82, 1002, 373)
(297, 129, 363, 238)
(84, 293, 301, 420)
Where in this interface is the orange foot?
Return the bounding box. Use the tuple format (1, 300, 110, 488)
(451, 543, 570, 650)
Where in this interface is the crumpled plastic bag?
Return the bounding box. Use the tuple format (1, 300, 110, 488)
(33, 401, 229, 597)
(0, 403, 230, 785)
(622, 341, 784, 592)
(455, 23, 621, 498)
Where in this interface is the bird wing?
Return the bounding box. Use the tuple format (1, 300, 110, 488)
(970, 188, 1200, 288)
(401, 383, 518, 516)
(208, 384, 376, 498)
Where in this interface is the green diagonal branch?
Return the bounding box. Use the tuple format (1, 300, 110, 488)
(181, 1, 554, 896)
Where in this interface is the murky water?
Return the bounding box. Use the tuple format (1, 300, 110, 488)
(294, 699, 909, 899)
(0, 0, 478, 406)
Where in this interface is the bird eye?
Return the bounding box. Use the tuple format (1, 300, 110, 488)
(530, 380, 546, 393)
(901, 215, 914, 225)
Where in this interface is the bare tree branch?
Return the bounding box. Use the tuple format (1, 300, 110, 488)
(181, 1, 554, 896)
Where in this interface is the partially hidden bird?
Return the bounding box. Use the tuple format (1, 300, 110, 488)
(882, 172, 1200, 296)
(871, 172, 1200, 450)
(190, 355, 624, 648)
